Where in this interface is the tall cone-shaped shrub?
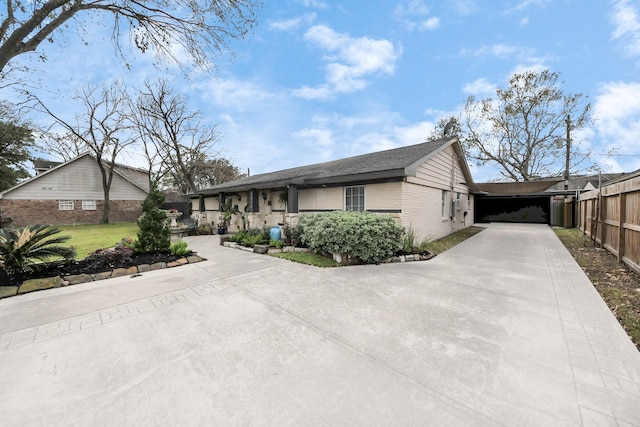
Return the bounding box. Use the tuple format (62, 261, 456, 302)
(134, 185, 171, 254)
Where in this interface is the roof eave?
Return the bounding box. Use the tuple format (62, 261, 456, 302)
(190, 169, 407, 197)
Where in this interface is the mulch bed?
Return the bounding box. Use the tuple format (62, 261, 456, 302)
(0, 252, 181, 287)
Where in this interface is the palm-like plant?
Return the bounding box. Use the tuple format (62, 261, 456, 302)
(0, 224, 76, 275)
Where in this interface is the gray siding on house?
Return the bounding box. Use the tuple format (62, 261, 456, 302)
(114, 165, 150, 192)
(2, 155, 147, 200)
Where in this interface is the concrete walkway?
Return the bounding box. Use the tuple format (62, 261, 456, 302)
(0, 223, 639, 426)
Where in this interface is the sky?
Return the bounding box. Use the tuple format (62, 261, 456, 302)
(4, 0, 640, 182)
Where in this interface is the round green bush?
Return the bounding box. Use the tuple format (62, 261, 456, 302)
(300, 211, 404, 264)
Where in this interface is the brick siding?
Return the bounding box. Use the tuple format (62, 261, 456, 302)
(0, 199, 142, 227)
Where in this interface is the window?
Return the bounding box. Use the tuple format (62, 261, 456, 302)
(82, 200, 96, 210)
(58, 200, 74, 211)
(345, 186, 365, 211)
(441, 190, 447, 218)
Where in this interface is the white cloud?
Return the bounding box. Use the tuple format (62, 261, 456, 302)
(520, 17, 529, 25)
(268, 13, 316, 31)
(509, 62, 549, 76)
(460, 44, 546, 67)
(393, 0, 440, 31)
(293, 128, 335, 161)
(611, 0, 640, 56)
(420, 17, 440, 31)
(291, 85, 333, 100)
(462, 44, 518, 58)
(294, 111, 435, 161)
(462, 78, 496, 95)
(294, 25, 400, 99)
(593, 81, 640, 154)
(450, 0, 477, 15)
(196, 77, 275, 109)
(301, 0, 329, 9)
(511, 0, 551, 12)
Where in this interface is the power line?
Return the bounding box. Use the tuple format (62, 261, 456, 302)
(590, 153, 640, 157)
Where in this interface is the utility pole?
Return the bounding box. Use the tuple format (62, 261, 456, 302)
(564, 114, 571, 191)
(564, 114, 572, 227)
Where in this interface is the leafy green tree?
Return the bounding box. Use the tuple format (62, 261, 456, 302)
(0, 224, 75, 276)
(134, 185, 171, 254)
(462, 69, 592, 181)
(0, 105, 33, 191)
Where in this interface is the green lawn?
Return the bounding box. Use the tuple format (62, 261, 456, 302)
(57, 223, 139, 259)
(271, 251, 340, 267)
(420, 225, 486, 255)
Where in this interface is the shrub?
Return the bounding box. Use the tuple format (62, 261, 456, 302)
(196, 224, 213, 235)
(300, 211, 404, 264)
(170, 241, 190, 256)
(402, 228, 417, 253)
(85, 246, 133, 268)
(240, 233, 266, 247)
(259, 226, 272, 242)
(134, 184, 171, 254)
(228, 231, 246, 243)
(0, 224, 76, 276)
(269, 239, 283, 249)
(283, 223, 303, 246)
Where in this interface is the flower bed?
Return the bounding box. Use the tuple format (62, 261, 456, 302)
(0, 253, 206, 299)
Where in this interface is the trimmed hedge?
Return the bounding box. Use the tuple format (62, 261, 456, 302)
(300, 211, 404, 264)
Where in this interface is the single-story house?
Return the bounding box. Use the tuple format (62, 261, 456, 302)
(0, 153, 150, 227)
(189, 137, 475, 241)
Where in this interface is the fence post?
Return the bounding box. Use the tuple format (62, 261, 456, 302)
(618, 193, 626, 262)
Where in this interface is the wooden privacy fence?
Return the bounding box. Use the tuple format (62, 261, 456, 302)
(578, 174, 640, 274)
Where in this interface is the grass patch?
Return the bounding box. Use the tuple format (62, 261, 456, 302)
(420, 226, 486, 255)
(554, 227, 640, 351)
(272, 251, 339, 268)
(57, 223, 139, 259)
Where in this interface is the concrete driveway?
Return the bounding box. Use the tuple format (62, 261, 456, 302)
(0, 223, 639, 426)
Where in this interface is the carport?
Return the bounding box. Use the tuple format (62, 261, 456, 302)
(472, 180, 562, 225)
(475, 194, 551, 224)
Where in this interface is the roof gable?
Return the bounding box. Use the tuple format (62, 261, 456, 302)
(0, 153, 149, 197)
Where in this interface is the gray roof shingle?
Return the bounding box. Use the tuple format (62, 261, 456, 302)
(194, 138, 456, 195)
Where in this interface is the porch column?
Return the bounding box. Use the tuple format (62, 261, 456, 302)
(219, 192, 225, 210)
(248, 189, 260, 213)
(287, 185, 299, 213)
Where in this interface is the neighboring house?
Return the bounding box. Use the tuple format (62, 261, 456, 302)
(0, 153, 150, 227)
(190, 138, 475, 241)
(473, 173, 626, 226)
(33, 159, 62, 175)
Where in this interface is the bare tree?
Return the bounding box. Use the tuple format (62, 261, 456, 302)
(132, 79, 221, 193)
(36, 81, 135, 223)
(462, 69, 592, 181)
(0, 0, 259, 74)
(429, 116, 462, 140)
(37, 131, 84, 161)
